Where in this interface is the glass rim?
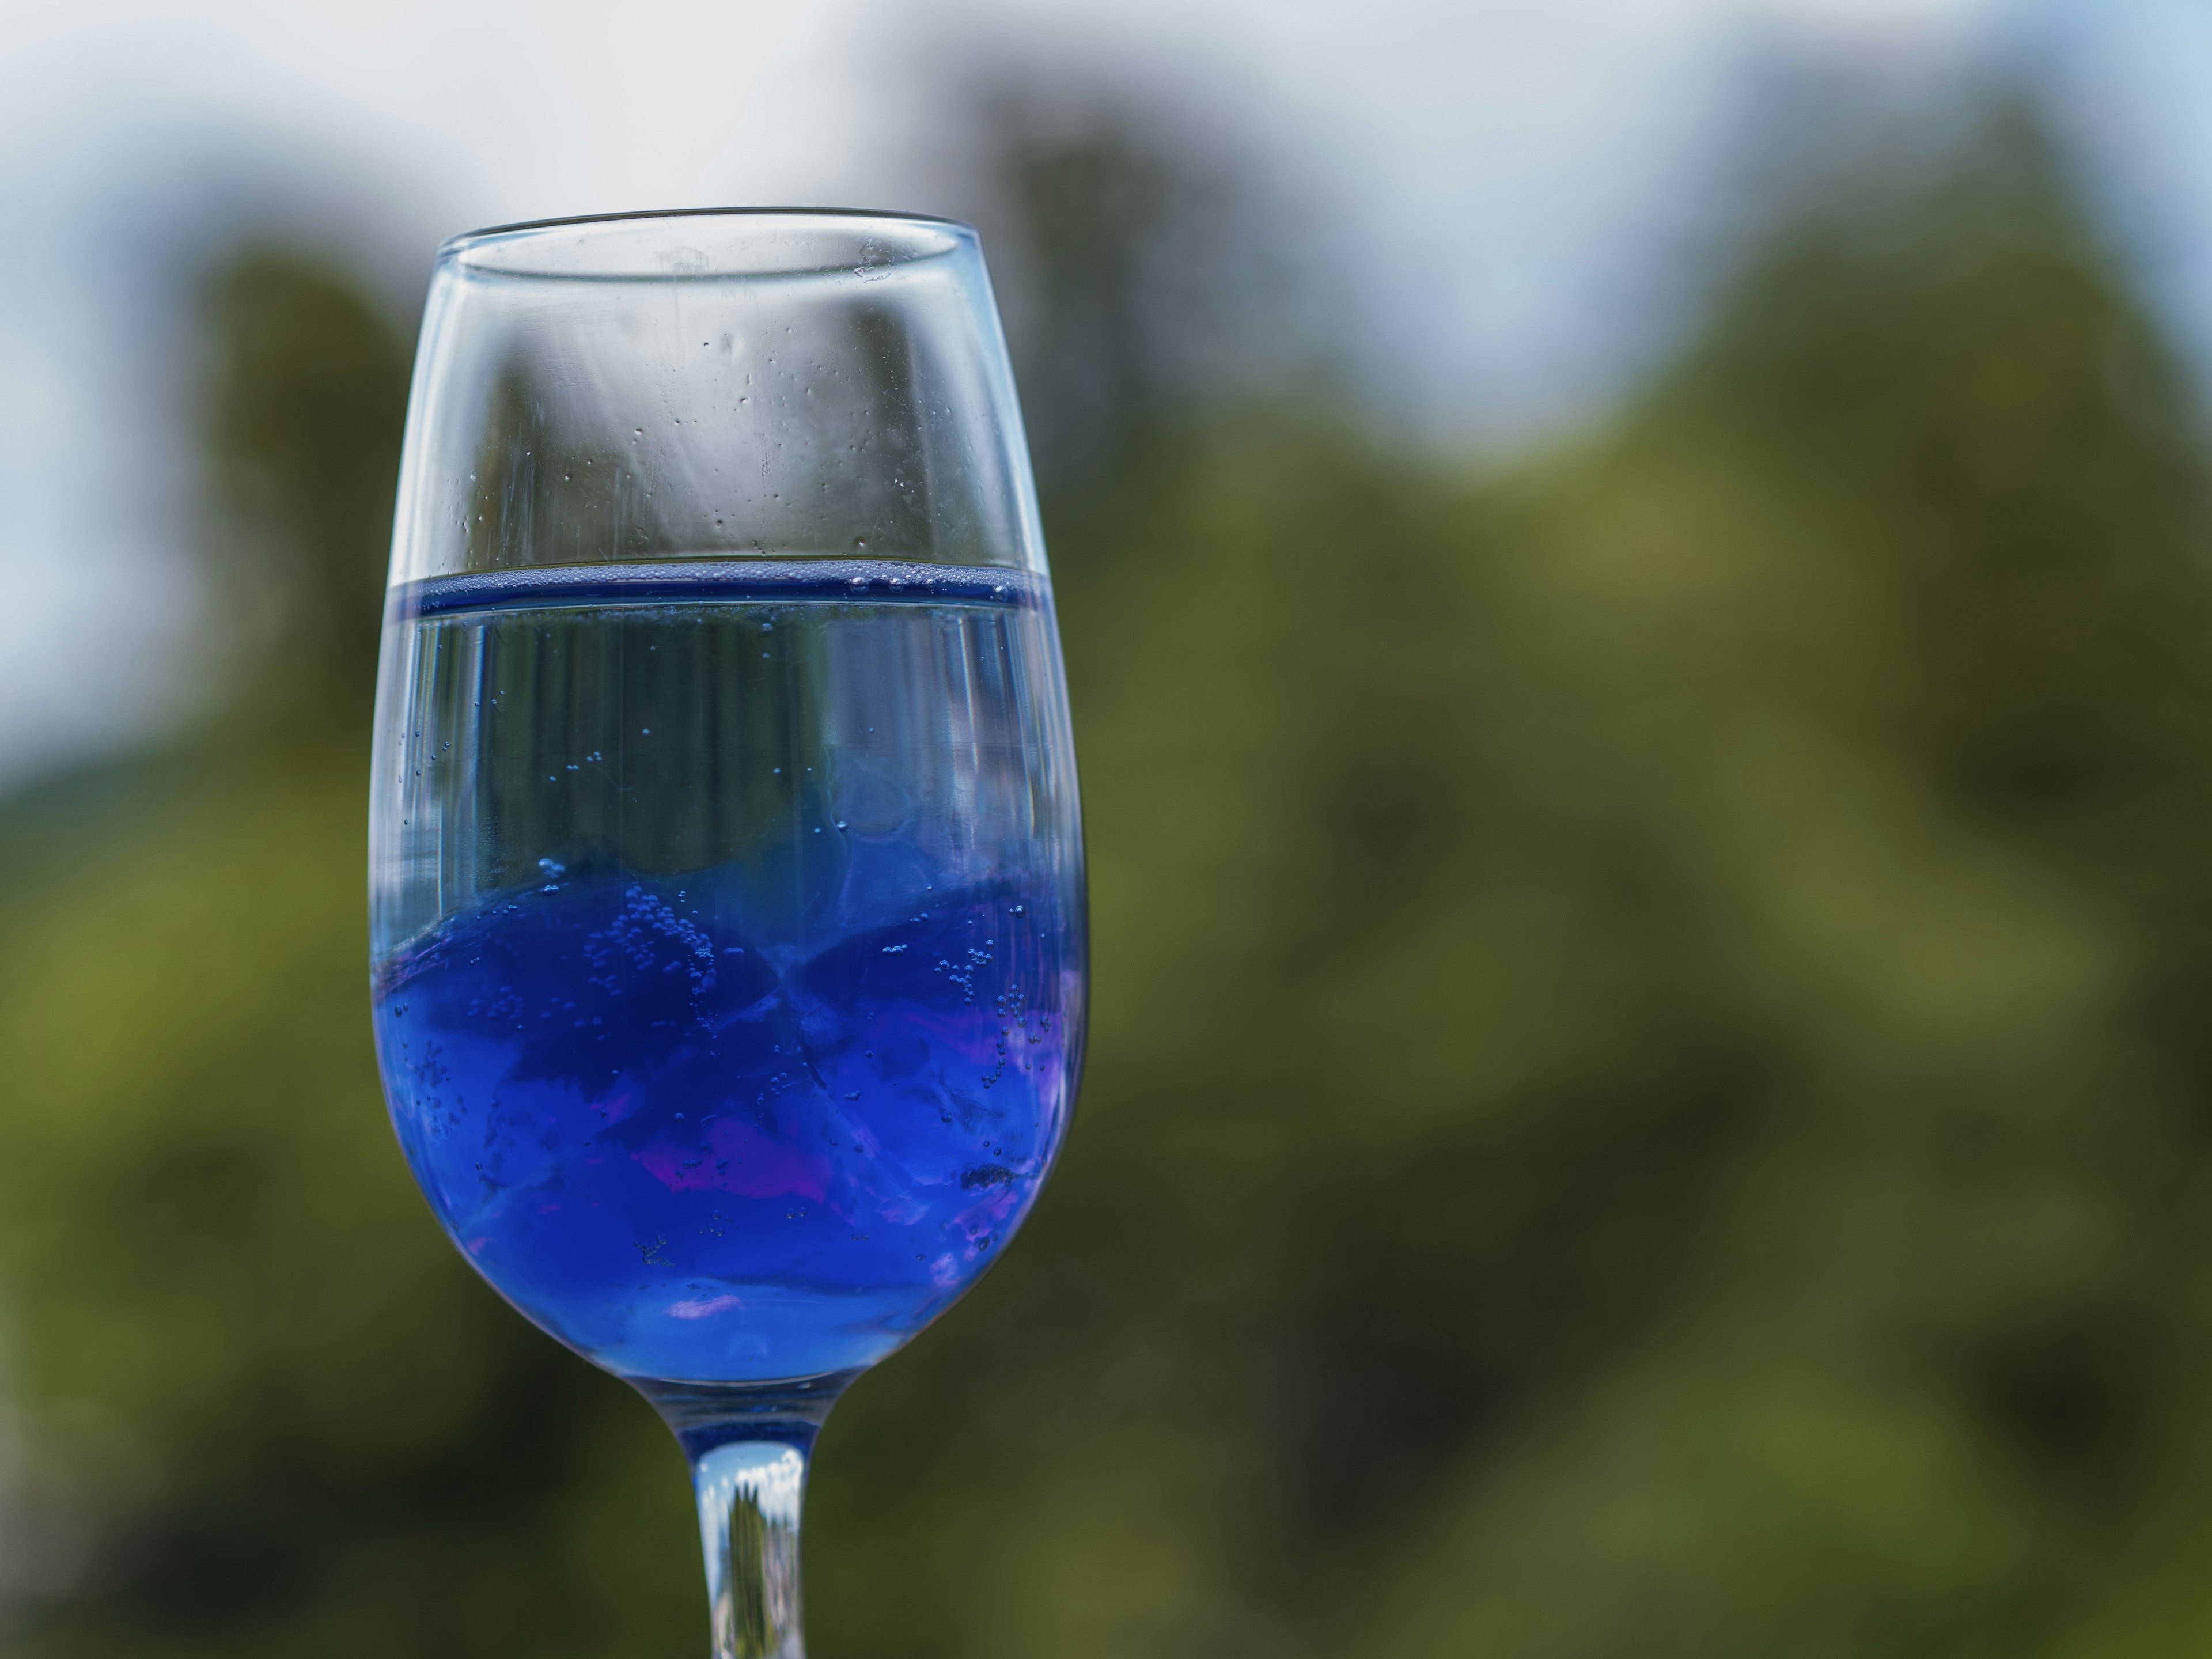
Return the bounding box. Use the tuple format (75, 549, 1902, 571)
(438, 206, 979, 279)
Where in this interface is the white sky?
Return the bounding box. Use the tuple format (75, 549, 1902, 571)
(0, 0, 2182, 787)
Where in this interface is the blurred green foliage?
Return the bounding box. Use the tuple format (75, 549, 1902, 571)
(11, 103, 2212, 1658)
(200, 252, 408, 720)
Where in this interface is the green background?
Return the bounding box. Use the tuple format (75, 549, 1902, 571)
(10, 101, 2212, 1658)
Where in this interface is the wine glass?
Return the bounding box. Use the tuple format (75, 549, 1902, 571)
(368, 209, 1085, 1658)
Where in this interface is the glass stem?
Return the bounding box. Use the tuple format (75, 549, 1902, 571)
(696, 1438, 809, 1658)
(635, 1373, 857, 1659)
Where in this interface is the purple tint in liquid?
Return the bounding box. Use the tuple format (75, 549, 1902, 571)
(376, 863, 1077, 1381)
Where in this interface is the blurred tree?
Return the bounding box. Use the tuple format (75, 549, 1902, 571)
(942, 75, 1317, 496)
(199, 250, 408, 724)
(10, 79, 2212, 1659)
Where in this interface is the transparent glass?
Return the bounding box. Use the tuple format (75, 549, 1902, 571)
(368, 210, 1085, 1657)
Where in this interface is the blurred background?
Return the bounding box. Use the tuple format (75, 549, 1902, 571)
(14, 1, 2212, 1654)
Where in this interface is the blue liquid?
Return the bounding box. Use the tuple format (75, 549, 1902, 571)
(370, 562, 1084, 1382)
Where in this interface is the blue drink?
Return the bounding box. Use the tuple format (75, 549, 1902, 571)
(380, 209, 1081, 1657)
(370, 562, 1085, 1384)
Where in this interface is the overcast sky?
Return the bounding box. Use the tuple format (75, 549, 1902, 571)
(0, 0, 2193, 786)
